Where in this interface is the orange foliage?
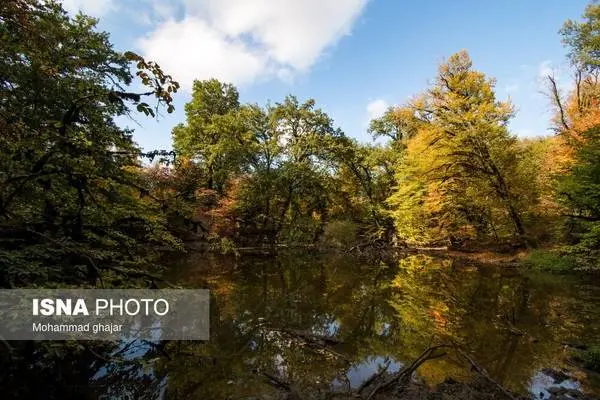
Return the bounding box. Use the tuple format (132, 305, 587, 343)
(197, 177, 245, 238)
(565, 90, 600, 138)
(544, 73, 600, 197)
(537, 135, 575, 215)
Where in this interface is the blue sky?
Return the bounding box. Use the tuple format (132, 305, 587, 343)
(62, 0, 590, 151)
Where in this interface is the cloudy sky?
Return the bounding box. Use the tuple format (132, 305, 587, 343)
(62, 0, 588, 150)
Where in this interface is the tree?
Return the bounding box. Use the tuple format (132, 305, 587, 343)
(556, 124, 600, 269)
(542, 2, 600, 268)
(233, 96, 345, 244)
(388, 51, 529, 246)
(170, 84, 354, 245)
(0, 0, 180, 286)
(561, 3, 600, 72)
(368, 106, 424, 151)
(0, 0, 184, 397)
(172, 79, 250, 194)
(541, 3, 600, 140)
(330, 141, 397, 243)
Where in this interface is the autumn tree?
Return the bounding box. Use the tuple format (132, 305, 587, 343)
(549, 2, 600, 268)
(234, 97, 346, 244)
(170, 83, 354, 245)
(388, 51, 530, 246)
(543, 2, 600, 136)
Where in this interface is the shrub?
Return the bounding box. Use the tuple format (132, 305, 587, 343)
(523, 249, 576, 273)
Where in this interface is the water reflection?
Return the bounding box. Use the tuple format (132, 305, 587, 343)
(341, 357, 402, 389)
(104, 252, 600, 398)
(530, 370, 581, 400)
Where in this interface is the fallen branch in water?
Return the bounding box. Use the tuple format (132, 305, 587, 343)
(262, 372, 302, 400)
(267, 327, 349, 361)
(365, 344, 449, 400)
(357, 357, 391, 394)
(454, 346, 516, 400)
(253, 342, 522, 400)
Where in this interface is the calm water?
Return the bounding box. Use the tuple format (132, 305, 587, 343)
(105, 252, 600, 399)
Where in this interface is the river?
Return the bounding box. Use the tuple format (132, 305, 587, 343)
(99, 251, 600, 399)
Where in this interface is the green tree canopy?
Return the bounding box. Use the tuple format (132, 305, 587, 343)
(0, 0, 179, 286)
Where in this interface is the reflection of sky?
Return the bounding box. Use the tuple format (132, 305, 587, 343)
(379, 322, 391, 337)
(529, 370, 581, 400)
(274, 353, 288, 378)
(311, 317, 340, 337)
(324, 320, 340, 337)
(92, 335, 160, 381)
(332, 356, 403, 390)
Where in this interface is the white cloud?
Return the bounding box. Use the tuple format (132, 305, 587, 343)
(138, 18, 266, 86)
(187, 0, 367, 70)
(137, 0, 369, 87)
(61, 0, 115, 16)
(366, 99, 389, 120)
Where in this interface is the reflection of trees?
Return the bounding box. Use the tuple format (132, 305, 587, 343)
(389, 255, 594, 392)
(155, 252, 405, 398)
(78, 253, 600, 398)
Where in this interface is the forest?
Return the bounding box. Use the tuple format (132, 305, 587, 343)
(2, 0, 600, 399)
(3, 0, 600, 287)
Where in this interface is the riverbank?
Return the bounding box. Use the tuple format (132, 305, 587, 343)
(182, 239, 550, 270)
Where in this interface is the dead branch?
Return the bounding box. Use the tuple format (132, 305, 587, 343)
(366, 345, 448, 400)
(454, 346, 516, 400)
(269, 328, 349, 361)
(547, 74, 570, 132)
(357, 358, 391, 394)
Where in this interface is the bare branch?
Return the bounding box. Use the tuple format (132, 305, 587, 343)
(547, 74, 570, 132)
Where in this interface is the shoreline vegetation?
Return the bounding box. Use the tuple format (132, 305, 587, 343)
(183, 240, 589, 274)
(2, 0, 600, 399)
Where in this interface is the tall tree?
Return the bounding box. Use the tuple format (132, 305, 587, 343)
(557, 125, 600, 268)
(235, 96, 345, 243)
(561, 3, 600, 72)
(0, 0, 179, 286)
(172, 79, 249, 194)
(389, 51, 528, 246)
(551, 2, 600, 268)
